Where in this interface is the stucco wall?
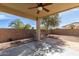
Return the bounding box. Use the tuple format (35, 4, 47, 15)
(50, 29, 79, 36)
(1, 29, 79, 43)
(0, 29, 35, 43)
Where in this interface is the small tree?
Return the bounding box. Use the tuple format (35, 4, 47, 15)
(24, 24, 31, 29)
(41, 14, 60, 34)
(9, 19, 24, 29)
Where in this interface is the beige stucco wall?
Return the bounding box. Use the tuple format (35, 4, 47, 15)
(50, 29, 79, 36)
(0, 29, 35, 43)
(0, 29, 79, 43)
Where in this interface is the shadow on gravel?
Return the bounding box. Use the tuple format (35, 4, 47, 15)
(0, 36, 65, 56)
(30, 36, 65, 56)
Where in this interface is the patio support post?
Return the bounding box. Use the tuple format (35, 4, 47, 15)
(36, 18, 42, 41)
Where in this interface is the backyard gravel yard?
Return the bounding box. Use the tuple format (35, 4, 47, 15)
(0, 35, 79, 56)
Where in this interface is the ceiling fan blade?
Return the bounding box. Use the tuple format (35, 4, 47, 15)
(28, 3, 52, 9)
(28, 6, 38, 9)
(37, 10, 40, 14)
(42, 3, 52, 6)
(43, 7, 49, 12)
(28, 3, 42, 9)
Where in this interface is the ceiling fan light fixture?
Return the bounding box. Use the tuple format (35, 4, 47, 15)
(37, 7, 43, 11)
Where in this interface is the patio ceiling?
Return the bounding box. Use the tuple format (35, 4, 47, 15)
(0, 3, 79, 20)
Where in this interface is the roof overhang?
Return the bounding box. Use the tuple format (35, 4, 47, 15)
(0, 3, 79, 20)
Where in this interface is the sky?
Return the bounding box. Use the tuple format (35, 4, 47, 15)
(0, 12, 36, 28)
(0, 8, 79, 28)
(59, 8, 79, 28)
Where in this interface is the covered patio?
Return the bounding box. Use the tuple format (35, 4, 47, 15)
(0, 3, 79, 41)
(0, 3, 79, 56)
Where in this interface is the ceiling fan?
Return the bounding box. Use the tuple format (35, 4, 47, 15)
(28, 3, 52, 14)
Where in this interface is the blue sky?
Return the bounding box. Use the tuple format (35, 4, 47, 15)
(0, 12, 36, 28)
(59, 8, 79, 28)
(0, 8, 79, 28)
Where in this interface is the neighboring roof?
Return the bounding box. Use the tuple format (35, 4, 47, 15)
(71, 22, 79, 24)
(0, 3, 79, 20)
(63, 22, 79, 27)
